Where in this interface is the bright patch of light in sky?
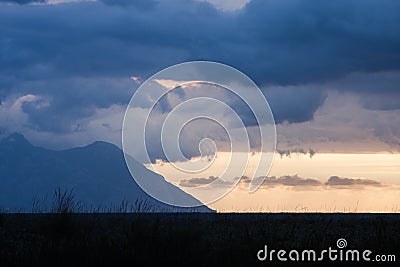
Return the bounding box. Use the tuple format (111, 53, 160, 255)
(148, 152, 400, 212)
(47, 0, 95, 4)
(150, 152, 400, 186)
(198, 0, 251, 11)
(269, 153, 400, 186)
(210, 185, 400, 213)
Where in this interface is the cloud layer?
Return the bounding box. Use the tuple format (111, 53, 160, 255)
(180, 174, 384, 189)
(0, 0, 399, 150)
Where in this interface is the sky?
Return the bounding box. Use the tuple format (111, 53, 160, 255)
(0, 0, 399, 211)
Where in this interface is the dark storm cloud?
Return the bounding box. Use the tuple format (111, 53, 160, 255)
(238, 0, 400, 85)
(2, 0, 400, 84)
(4, 77, 135, 132)
(1, 0, 400, 139)
(0, 0, 44, 4)
(265, 86, 327, 123)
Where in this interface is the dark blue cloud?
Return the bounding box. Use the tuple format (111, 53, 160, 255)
(265, 86, 328, 123)
(238, 0, 400, 85)
(2, 0, 399, 84)
(0, 0, 44, 4)
(0, 0, 399, 138)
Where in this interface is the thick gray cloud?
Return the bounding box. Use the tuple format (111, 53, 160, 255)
(0, 0, 400, 147)
(327, 71, 400, 111)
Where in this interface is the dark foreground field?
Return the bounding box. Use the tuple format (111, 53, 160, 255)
(0, 213, 399, 266)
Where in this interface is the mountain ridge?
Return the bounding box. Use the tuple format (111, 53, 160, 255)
(0, 133, 214, 212)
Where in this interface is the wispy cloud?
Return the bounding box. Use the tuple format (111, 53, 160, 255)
(179, 176, 231, 187)
(276, 148, 316, 158)
(241, 175, 322, 187)
(179, 174, 385, 190)
(325, 176, 383, 187)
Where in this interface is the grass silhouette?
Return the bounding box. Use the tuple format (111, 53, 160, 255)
(0, 189, 399, 266)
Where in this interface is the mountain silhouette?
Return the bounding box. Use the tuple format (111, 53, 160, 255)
(0, 133, 213, 212)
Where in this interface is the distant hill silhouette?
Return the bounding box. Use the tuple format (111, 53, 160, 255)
(0, 133, 213, 212)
